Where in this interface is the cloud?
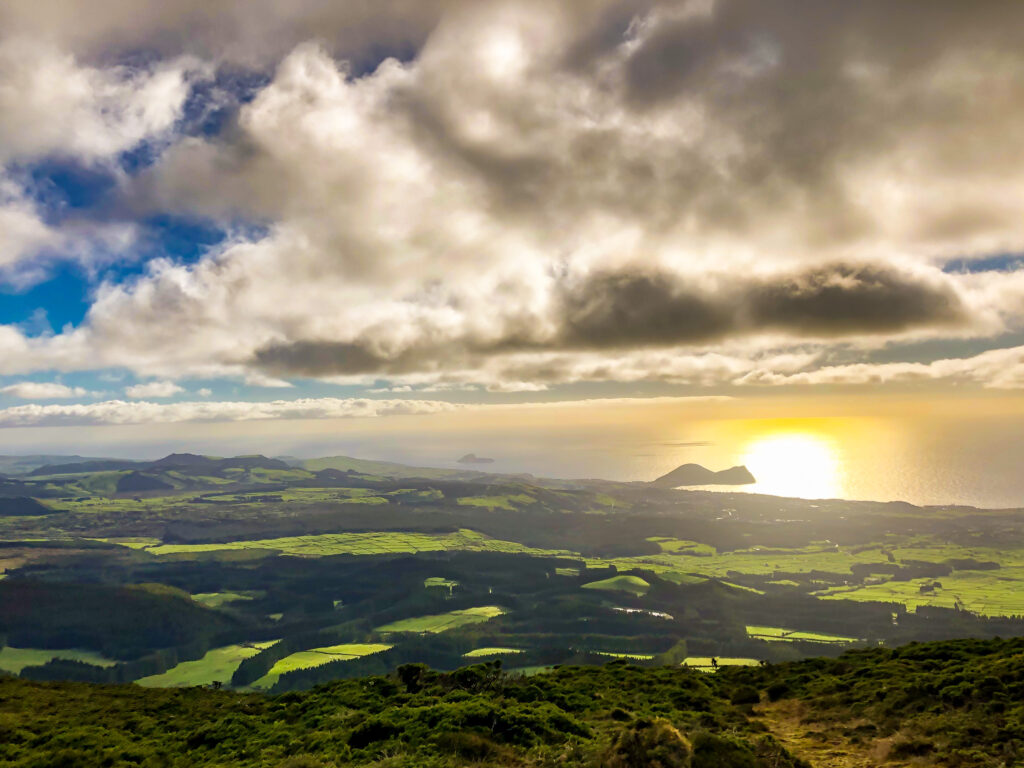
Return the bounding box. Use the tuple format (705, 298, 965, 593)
(0, 40, 201, 283)
(0, 0, 460, 65)
(737, 345, 1024, 390)
(248, 261, 968, 376)
(0, 396, 461, 427)
(124, 380, 184, 398)
(0, 393, 728, 428)
(0, 175, 138, 286)
(0, 381, 88, 399)
(0, 2, 1023, 391)
(0, 39, 202, 164)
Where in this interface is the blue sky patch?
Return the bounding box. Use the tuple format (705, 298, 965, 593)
(943, 253, 1024, 274)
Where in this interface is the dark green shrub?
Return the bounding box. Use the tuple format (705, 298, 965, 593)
(729, 686, 761, 706)
(888, 737, 934, 759)
(435, 731, 510, 761)
(766, 682, 790, 702)
(348, 718, 401, 749)
(601, 718, 693, 768)
(690, 732, 760, 768)
(276, 757, 327, 768)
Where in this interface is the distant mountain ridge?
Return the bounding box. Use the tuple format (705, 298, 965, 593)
(29, 453, 291, 478)
(28, 460, 143, 476)
(0, 455, 114, 476)
(651, 463, 755, 488)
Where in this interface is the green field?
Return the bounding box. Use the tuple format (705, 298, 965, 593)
(581, 574, 650, 596)
(88, 537, 162, 550)
(593, 651, 655, 660)
(136, 642, 279, 688)
(456, 493, 535, 511)
(251, 643, 392, 689)
(746, 625, 862, 644)
(301, 455, 464, 479)
(647, 538, 717, 556)
(375, 606, 506, 634)
(463, 647, 524, 658)
(683, 657, 760, 671)
(423, 577, 458, 589)
(191, 591, 262, 609)
(147, 529, 572, 559)
(818, 567, 1024, 617)
(0, 647, 116, 675)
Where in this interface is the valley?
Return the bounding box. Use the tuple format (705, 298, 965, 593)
(1, 451, 1023, 696)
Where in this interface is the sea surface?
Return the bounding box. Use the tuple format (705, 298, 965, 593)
(11, 397, 1024, 510)
(308, 412, 1024, 509)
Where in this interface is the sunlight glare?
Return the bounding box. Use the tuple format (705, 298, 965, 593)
(740, 432, 843, 499)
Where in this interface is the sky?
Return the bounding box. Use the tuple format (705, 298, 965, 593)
(1, 0, 1024, 460)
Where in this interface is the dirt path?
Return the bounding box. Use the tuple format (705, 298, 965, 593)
(755, 700, 912, 768)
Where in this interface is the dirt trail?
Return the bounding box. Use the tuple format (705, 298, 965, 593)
(755, 700, 913, 768)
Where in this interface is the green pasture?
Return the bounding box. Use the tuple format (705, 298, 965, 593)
(251, 643, 392, 689)
(581, 574, 650, 596)
(457, 493, 535, 511)
(135, 642, 279, 688)
(89, 537, 161, 549)
(375, 606, 506, 634)
(746, 625, 862, 644)
(648, 538, 716, 556)
(593, 651, 655, 660)
(191, 591, 263, 609)
(818, 567, 1024, 617)
(301, 455, 463, 480)
(0, 647, 116, 675)
(146, 529, 572, 559)
(424, 577, 458, 589)
(683, 657, 760, 671)
(463, 647, 524, 658)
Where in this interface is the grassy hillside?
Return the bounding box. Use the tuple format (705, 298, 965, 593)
(0, 660, 801, 768)
(729, 635, 1024, 767)
(301, 455, 468, 479)
(2, 636, 1023, 767)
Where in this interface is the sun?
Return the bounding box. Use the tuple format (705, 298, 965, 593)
(740, 432, 843, 499)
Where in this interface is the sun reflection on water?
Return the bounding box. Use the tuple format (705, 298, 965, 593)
(739, 431, 844, 499)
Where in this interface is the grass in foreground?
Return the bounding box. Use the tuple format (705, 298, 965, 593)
(0, 655, 805, 767)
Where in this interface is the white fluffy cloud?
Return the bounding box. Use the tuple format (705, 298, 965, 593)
(1, 1, 1024, 394)
(738, 345, 1024, 390)
(0, 381, 88, 399)
(0, 39, 202, 282)
(124, 380, 185, 399)
(0, 396, 461, 427)
(0, 39, 201, 164)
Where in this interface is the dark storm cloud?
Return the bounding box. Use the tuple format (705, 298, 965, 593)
(250, 262, 967, 376)
(253, 342, 394, 377)
(745, 263, 966, 336)
(560, 263, 966, 348)
(558, 272, 731, 347)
